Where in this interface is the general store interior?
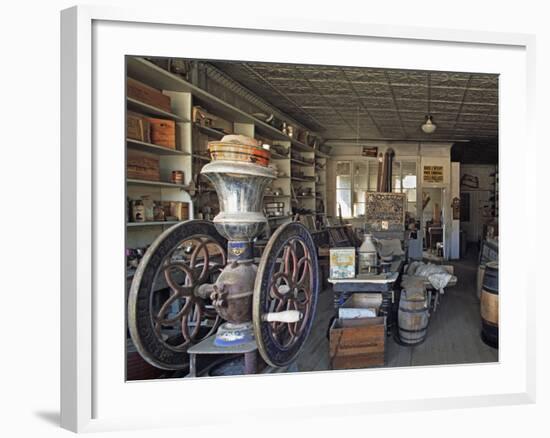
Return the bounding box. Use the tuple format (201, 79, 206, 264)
(125, 56, 498, 379)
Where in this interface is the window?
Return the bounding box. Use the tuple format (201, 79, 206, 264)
(336, 161, 352, 218)
(336, 160, 379, 218)
(336, 158, 417, 219)
(392, 160, 417, 218)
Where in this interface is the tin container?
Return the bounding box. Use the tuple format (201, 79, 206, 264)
(208, 142, 271, 167)
(171, 170, 184, 185)
(329, 247, 356, 279)
(131, 200, 145, 222)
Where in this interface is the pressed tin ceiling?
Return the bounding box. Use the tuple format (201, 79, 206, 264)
(208, 61, 499, 161)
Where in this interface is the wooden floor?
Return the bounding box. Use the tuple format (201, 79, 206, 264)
(296, 247, 498, 372)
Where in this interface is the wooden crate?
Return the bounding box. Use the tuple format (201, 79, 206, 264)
(329, 317, 386, 369)
(146, 117, 176, 149)
(127, 77, 172, 112)
(126, 111, 150, 142)
(169, 201, 189, 220)
(338, 294, 382, 319)
(127, 150, 160, 181)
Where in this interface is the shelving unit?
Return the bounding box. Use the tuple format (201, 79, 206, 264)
(126, 64, 194, 252)
(126, 56, 330, 248)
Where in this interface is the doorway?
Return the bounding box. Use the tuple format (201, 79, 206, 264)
(421, 187, 446, 258)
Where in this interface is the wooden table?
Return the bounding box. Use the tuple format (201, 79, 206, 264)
(328, 258, 404, 335)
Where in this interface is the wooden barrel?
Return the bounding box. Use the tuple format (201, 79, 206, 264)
(480, 261, 499, 347)
(476, 264, 486, 299)
(398, 287, 429, 345)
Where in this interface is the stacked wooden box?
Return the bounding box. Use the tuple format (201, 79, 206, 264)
(127, 77, 171, 112)
(127, 150, 160, 181)
(126, 78, 176, 149)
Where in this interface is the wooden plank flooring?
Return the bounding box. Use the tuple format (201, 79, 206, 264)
(296, 248, 498, 372)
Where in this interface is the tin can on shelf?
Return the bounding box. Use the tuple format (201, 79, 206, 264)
(131, 200, 145, 222)
(171, 170, 184, 185)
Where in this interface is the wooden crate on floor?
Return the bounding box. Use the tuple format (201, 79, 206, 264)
(329, 317, 386, 369)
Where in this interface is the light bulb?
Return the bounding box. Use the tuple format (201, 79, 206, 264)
(421, 115, 437, 134)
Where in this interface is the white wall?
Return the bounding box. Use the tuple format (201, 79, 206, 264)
(460, 164, 497, 242)
(451, 162, 461, 259)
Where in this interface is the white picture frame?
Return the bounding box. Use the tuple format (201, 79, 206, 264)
(61, 5, 536, 433)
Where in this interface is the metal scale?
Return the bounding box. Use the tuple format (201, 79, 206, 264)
(128, 137, 319, 376)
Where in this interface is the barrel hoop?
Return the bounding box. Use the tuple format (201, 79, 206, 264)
(398, 307, 428, 314)
(481, 318, 498, 328)
(398, 327, 428, 333)
(481, 286, 499, 294)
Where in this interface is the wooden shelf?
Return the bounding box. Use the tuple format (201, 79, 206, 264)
(195, 124, 226, 138)
(296, 195, 315, 199)
(127, 97, 189, 122)
(127, 179, 190, 190)
(291, 157, 314, 166)
(291, 176, 315, 182)
(126, 138, 189, 156)
(127, 221, 181, 228)
(289, 138, 329, 158)
(267, 216, 292, 221)
(270, 151, 288, 160)
(191, 154, 211, 161)
(264, 194, 290, 198)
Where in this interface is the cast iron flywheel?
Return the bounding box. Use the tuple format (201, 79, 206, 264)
(253, 222, 320, 368)
(128, 220, 227, 370)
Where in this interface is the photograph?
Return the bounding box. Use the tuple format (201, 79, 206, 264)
(124, 55, 499, 380)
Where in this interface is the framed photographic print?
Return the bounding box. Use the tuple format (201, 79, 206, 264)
(61, 4, 536, 433)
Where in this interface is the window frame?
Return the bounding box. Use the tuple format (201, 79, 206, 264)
(335, 158, 418, 219)
(335, 158, 379, 219)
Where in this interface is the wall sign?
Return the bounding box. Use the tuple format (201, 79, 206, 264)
(423, 165, 444, 183)
(362, 146, 378, 157)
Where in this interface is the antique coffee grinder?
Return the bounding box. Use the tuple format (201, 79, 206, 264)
(128, 136, 319, 375)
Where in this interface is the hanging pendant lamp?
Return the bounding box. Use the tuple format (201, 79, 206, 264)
(421, 115, 437, 134)
(421, 72, 437, 134)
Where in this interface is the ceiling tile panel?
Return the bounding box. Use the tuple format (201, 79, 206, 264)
(430, 87, 467, 102)
(386, 70, 428, 85)
(430, 72, 471, 88)
(391, 86, 427, 100)
(464, 88, 498, 103)
(468, 75, 499, 89)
